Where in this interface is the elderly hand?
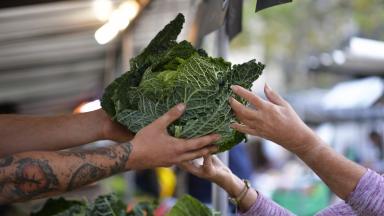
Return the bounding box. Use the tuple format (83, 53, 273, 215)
(229, 84, 317, 154)
(179, 155, 233, 186)
(179, 155, 258, 211)
(128, 104, 220, 169)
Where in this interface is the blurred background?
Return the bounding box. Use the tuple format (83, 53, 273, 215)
(1, 0, 384, 215)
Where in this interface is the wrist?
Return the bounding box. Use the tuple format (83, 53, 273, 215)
(218, 173, 244, 197)
(125, 138, 144, 170)
(211, 170, 234, 187)
(294, 130, 326, 160)
(89, 109, 109, 140)
(290, 126, 320, 155)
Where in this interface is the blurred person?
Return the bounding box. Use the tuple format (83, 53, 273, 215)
(356, 130, 384, 171)
(246, 138, 271, 172)
(0, 104, 219, 204)
(363, 130, 384, 172)
(180, 84, 384, 215)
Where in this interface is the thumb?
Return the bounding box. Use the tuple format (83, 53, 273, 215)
(203, 155, 213, 168)
(203, 155, 215, 175)
(152, 103, 186, 129)
(264, 83, 287, 106)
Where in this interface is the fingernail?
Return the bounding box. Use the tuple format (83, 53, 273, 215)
(210, 146, 219, 152)
(177, 103, 186, 112)
(230, 85, 238, 92)
(213, 146, 219, 152)
(228, 97, 234, 103)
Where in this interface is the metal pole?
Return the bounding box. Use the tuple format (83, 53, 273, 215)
(212, 24, 229, 215)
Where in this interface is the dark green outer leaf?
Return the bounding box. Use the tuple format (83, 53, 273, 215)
(85, 194, 126, 216)
(30, 197, 86, 216)
(166, 195, 218, 216)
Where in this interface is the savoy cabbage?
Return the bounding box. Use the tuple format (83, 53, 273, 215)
(101, 13, 264, 151)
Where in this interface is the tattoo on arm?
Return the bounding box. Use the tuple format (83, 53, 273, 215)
(13, 158, 59, 198)
(67, 163, 105, 190)
(0, 156, 13, 167)
(0, 142, 133, 203)
(110, 142, 132, 175)
(67, 142, 133, 190)
(57, 147, 118, 160)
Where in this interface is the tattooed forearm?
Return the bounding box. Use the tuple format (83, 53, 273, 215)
(0, 142, 133, 204)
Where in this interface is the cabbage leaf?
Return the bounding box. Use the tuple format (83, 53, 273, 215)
(167, 195, 219, 216)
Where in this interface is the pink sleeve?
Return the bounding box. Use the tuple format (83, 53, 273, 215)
(238, 192, 294, 216)
(239, 169, 384, 216)
(317, 169, 384, 216)
(345, 169, 384, 216)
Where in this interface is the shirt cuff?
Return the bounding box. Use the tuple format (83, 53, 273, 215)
(238, 192, 294, 216)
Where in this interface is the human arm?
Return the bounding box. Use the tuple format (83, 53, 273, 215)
(0, 104, 219, 204)
(179, 155, 293, 215)
(0, 109, 133, 157)
(0, 143, 132, 204)
(315, 169, 384, 216)
(229, 84, 366, 200)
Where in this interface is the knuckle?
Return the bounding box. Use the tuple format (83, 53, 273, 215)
(263, 102, 272, 109)
(250, 97, 260, 105)
(248, 123, 257, 129)
(201, 149, 210, 155)
(269, 105, 279, 114)
(239, 107, 247, 116)
(162, 114, 171, 123)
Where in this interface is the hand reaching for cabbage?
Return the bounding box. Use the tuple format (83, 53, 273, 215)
(229, 84, 317, 154)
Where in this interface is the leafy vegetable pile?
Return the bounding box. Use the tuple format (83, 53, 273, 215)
(31, 194, 219, 216)
(102, 13, 264, 151)
(31, 194, 156, 216)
